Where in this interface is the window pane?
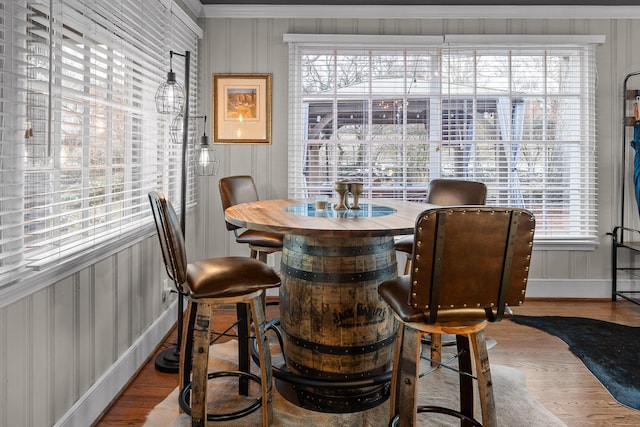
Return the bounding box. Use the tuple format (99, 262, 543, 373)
(289, 42, 598, 242)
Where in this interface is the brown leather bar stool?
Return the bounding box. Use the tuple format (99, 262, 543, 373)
(148, 191, 281, 427)
(219, 175, 283, 263)
(395, 179, 487, 275)
(379, 207, 535, 427)
(394, 179, 487, 364)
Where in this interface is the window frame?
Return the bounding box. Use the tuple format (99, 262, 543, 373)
(285, 34, 604, 251)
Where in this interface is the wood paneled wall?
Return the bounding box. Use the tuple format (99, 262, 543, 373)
(0, 216, 200, 426)
(198, 15, 640, 286)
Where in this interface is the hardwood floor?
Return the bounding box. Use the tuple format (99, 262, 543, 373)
(486, 298, 640, 427)
(93, 298, 640, 426)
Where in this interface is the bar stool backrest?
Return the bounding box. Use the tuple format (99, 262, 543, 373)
(219, 175, 261, 232)
(426, 178, 487, 206)
(409, 206, 535, 323)
(148, 191, 188, 288)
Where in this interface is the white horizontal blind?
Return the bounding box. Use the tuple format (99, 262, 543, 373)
(0, 0, 199, 285)
(0, 0, 30, 276)
(287, 39, 598, 243)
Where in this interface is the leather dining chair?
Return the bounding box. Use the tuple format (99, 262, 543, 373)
(378, 206, 535, 427)
(219, 175, 283, 263)
(395, 178, 487, 275)
(148, 191, 281, 427)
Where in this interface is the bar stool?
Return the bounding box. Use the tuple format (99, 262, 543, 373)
(148, 191, 281, 427)
(219, 175, 283, 351)
(219, 175, 283, 263)
(379, 207, 535, 427)
(394, 179, 487, 364)
(394, 179, 487, 275)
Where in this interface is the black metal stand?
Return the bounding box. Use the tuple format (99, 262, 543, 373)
(154, 50, 191, 374)
(610, 71, 640, 307)
(154, 293, 185, 373)
(609, 226, 640, 306)
(154, 344, 181, 373)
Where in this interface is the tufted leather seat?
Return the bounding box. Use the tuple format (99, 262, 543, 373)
(149, 191, 280, 427)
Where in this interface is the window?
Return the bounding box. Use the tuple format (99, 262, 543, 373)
(286, 34, 601, 247)
(0, 0, 199, 296)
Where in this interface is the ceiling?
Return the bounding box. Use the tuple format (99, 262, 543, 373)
(199, 1, 638, 4)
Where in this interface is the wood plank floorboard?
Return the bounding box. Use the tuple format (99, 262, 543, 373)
(93, 299, 640, 426)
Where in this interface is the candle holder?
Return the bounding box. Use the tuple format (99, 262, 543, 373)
(349, 182, 363, 210)
(333, 181, 350, 210)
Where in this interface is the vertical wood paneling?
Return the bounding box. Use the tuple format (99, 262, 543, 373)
(257, 19, 275, 197)
(0, 302, 7, 427)
(24, 298, 32, 426)
(94, 258, 116, 376)
(142, 238, 159, 328)
(46, 286, 55, 425)
(333, 17, 356, 34)
(52, 276, 75, 421)
(151, 239, 163, 314)
(116, 248, 131, 355)
(77, 268, 93, 397)
(130, 241, 143, 339)
(0, 300, 6, 426)
(0, 234, 167, 427)
(31, 290, 51, 427)
(268, 19, 291, 201)
(5, 301, 26, 426)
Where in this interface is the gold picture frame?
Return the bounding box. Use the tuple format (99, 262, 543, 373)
(212, 73, 272, 144)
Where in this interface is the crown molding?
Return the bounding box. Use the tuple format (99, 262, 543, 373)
(183, 0, 204, 17)
(201, 5, 640, 19)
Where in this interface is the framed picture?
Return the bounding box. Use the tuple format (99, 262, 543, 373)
(212, 73, 272, 144)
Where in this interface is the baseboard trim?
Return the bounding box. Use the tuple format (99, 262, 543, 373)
(54, 300, 178, 427)
(525, 279, 613, 299)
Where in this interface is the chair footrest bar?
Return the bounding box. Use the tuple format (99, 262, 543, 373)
(178, 371, 263, 422)
(417, 405, 482, 427)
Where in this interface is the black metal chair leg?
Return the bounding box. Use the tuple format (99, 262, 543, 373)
(456, 335, 475, 427)
(236, 302, 250, 395)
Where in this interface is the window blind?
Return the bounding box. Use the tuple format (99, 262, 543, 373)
(0, 0, 199, 290)
(287, 36, 599, 246)
(0, 0, 30, 278)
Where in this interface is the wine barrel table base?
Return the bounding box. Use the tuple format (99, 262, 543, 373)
(224, 198, 434, 413)
(277, 234, 398, 413)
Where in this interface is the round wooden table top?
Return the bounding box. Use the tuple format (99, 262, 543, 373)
(224, 198, 435, 238)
